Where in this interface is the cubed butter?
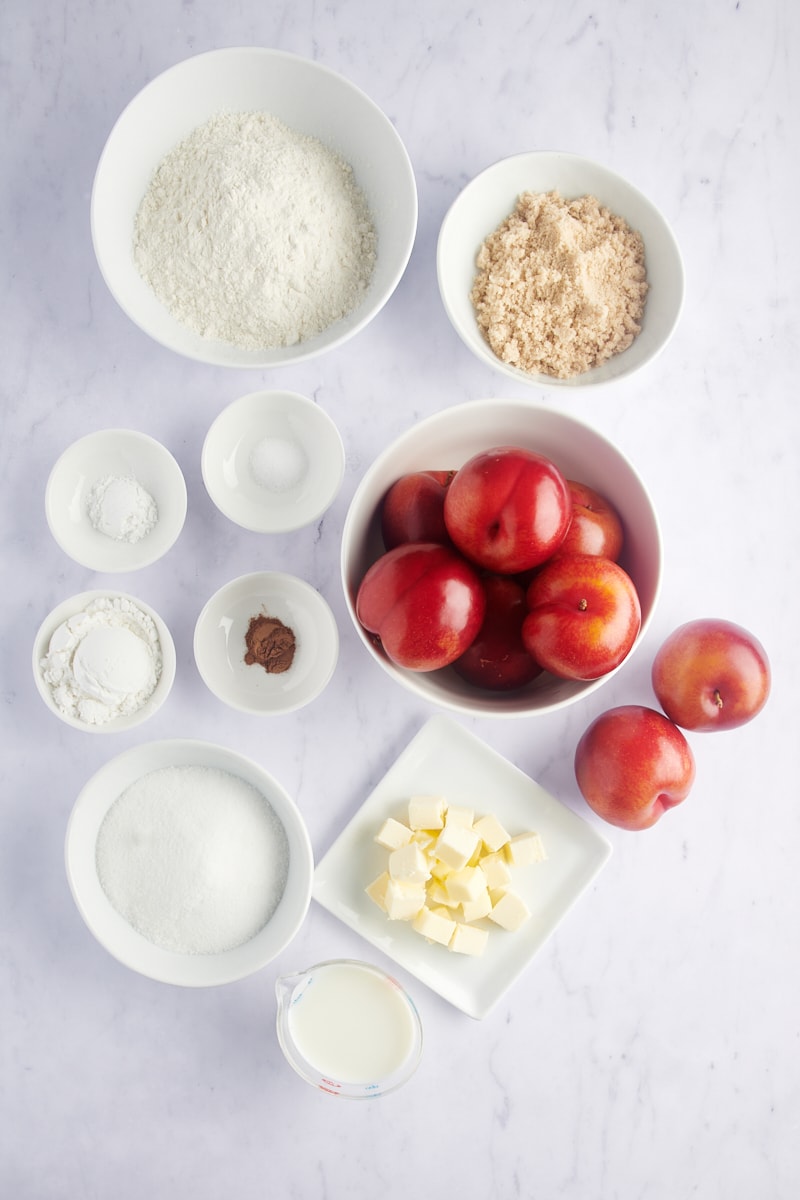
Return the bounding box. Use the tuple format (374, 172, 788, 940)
(445, 865, 488, 904)
(488, 889, 531, 932)
(426, 879, 459, 908)
(388, 841, 430, 885)
(374, 817, 413, 851)
(479, 850, 512, 890)
(460, 888, 492, 923)
(444, 804, 474, 828)
(449, 922, 489, 956)
(505, 831, 547, 867)
(384, 878, 426, 920)
(408, 794, 446, 830)
(412, 904, 456, 946)
(473, 813, 510, 852)
(435, 823, 481, 872)
(365, 871, 390, 912)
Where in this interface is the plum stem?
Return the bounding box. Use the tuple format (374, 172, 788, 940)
(714, 688, 724, 710)
(578, 598, 588, 611)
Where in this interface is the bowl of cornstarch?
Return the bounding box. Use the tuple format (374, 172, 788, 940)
(437, 151, 684, 389)
(65, 740, 314, 985)
(33, 590, 176, 733)
(45, 429, 187, 572)
(91, 47, 418, 368)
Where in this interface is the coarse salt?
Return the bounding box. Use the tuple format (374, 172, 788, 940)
(95, 765, 290, 955)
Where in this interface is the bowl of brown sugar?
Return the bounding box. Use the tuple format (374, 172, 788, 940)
(193, 572, 339, 716)
(437, 152, 684, 388)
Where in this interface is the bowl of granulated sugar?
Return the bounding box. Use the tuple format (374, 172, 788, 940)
(91, 48, 418, 368)
(65, 739, 314, 986)
(437, 152, 684, 389)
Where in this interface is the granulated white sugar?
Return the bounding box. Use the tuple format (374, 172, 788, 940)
(95, 765, 290, 955)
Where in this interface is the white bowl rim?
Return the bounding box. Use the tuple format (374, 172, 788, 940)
(64, 736, 314, 986)
(340, 396, 663, 717)
(32, 588, 177, 733)
(44, 427, 187, 572)
(90, 46, 419, 369)
(193, 570, 340, 715)
(436, 149, 685, 390)
(200, 390, 346, 533)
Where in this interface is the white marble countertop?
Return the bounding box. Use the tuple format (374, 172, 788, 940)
(3, 1, 798, 1195)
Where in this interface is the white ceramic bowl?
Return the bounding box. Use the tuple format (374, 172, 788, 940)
(65, 739, 314, 986)
(45, 429, 187, 572)
(437, 152, 684, 389)
(91, 47, 418, 368)
(194, 572, 339, 716)
(32, 589, 176, 733)
(201, 391, 345, 533)
(341, 398, 662, 717)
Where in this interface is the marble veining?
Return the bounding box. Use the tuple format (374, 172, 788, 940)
(2, 0, 798, 1197)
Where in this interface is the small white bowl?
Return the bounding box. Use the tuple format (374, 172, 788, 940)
(341, 398, 662, 718)
(437, 151, 684, 388)
(91, 47, 417, 368)
(65, 738, 314, 986)
(201, 392, 345, 533)
(45, 429, 187, 572)
(194, 572, 339, 716)
(32, 589, 176, 733)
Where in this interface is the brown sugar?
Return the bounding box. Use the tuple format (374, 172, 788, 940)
(244, 613, 296, 674)
(471, 191, 648, 379)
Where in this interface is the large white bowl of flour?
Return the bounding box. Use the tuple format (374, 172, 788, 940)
(91, 48, 418, 368)
(65, 739, 314, 986)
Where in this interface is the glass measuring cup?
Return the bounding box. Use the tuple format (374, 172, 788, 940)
(275, 958, 423, 1098)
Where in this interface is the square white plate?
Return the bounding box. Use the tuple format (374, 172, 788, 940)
(313, 714, 612, 1019)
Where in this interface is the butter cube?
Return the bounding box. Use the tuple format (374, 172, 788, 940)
(449, 922, 489, 956)
(388, 841, 430, 885)
(445, 865, 488, 904)
(412, 829, 437, 855)
(488, 889, 531, 932)
(408, 794, 446, 831)
(412, 905, 456, 946)
(473, 813, 510, 852)
(429, 857, 453, 882)
(479, 851, 512, 890)
(385, 878, 426, 921)
(374, 817, 413, 851)
(444, 804, 474, 828)
(426, 879, 460, 908)
(460, 888, 492, 923)
(365, 871, 390, 912)
(505, 831, 547, 867)
(434, 823, 481, 872)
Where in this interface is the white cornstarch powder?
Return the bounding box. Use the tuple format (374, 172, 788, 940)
(95, 765, 290, 955)
(133, 111, 377, 349)
(87, 475, 158, 543)
(39, 595, 162, 725)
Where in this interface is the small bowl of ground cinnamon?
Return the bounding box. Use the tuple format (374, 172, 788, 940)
(193, 572, 339, 716)
(437, 151, 684, 388)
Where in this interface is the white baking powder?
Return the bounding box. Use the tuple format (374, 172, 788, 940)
(39, 595, 162, 725)
(95, 765, 290, 955)
(87, 475, 158, 543)
(133, 110, 377, 350)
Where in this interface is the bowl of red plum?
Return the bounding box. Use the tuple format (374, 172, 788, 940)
(340, 398, 662, 717)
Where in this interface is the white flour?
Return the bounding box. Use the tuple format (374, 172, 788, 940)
(39, 595, 162, 725)
(133, 111, 377, 349)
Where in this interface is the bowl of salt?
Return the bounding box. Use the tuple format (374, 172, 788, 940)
(201, 390, 345, 533)
(65, 739, 314, 986)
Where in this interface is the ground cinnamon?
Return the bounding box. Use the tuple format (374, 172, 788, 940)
(244, 613, 296, 674)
